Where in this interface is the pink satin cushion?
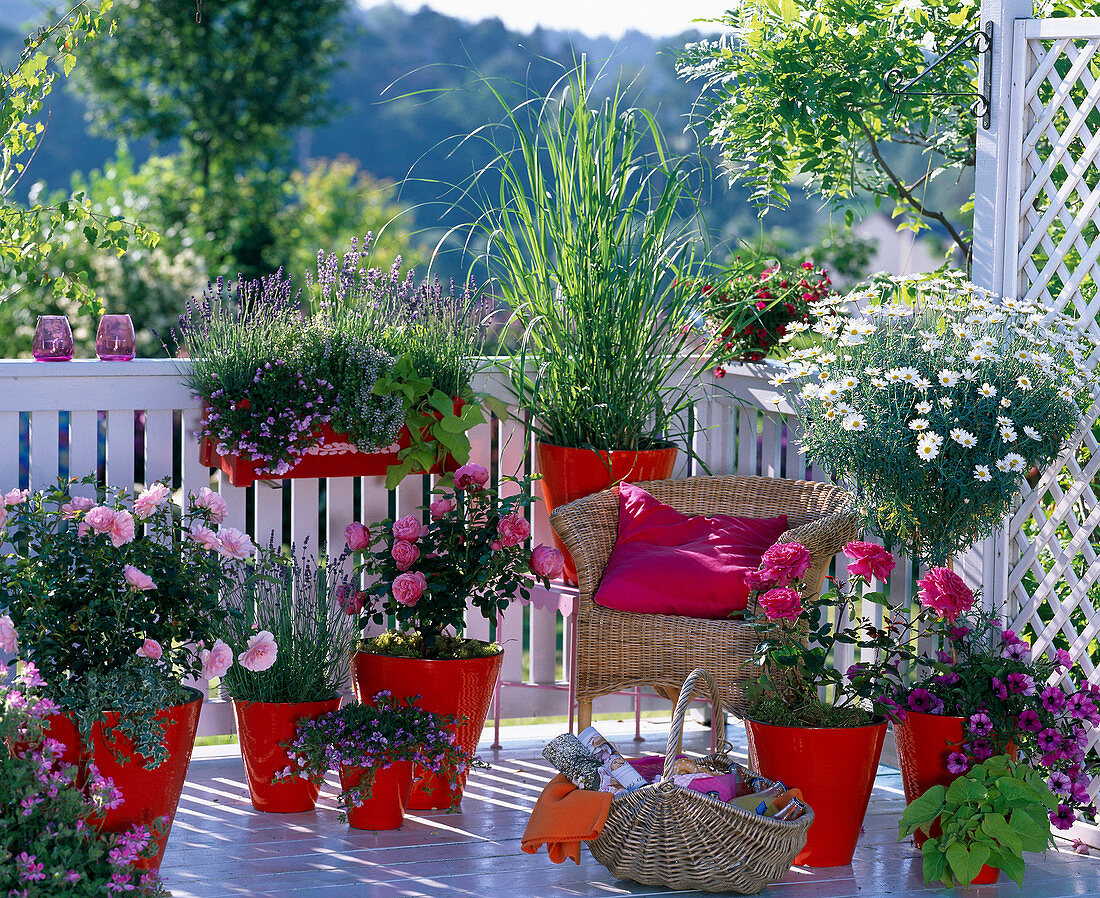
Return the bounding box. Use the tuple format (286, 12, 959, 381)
(593, 481, 789, 618)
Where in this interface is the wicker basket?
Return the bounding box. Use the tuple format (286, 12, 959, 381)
(588, 669, 812, 894)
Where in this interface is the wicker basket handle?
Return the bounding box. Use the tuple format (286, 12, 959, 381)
(661, 668, 726, 782)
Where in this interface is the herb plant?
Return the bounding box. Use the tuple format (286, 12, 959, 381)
(778, 273, 1098, 567)
(347, 464, 564, 659)
(277, 690, 479, 812)
(899, 755, 1056, 887)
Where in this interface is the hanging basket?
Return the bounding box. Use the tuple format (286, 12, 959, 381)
(588, 669, 812, 894)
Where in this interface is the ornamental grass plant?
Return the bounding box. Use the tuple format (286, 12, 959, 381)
(469, 63, 705, 452)
(212, 544, 356, 704)
(777, 272, 1099, 567)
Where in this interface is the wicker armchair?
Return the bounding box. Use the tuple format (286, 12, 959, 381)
(550, 474, 861, 730)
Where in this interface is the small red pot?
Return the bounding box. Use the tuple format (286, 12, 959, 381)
(44, 688, 203, 871)
(535, 441, 678, 584)
(351, 647, 503, 809)
(745, 717, 887, 867)
(233, 696, 341, 813)
(970, 864, 1000, 885)
(340, 761, 413, 830)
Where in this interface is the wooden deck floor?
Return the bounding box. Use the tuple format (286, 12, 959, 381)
(160, 714, 1099, 897)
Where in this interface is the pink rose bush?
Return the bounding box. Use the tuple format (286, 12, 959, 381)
(917, 567, 975, 623)
(760, 542, 813, 585)
(136, 638, 162, 660)
(134, 484, 169, 518)
(844, 541, 896, 582)
(200, 639, 234, 679)
(757, 587, 803, 622)
(238, 630, 279, 672)
(347, 470, 560, 657)
(123, 565, 156, 591)
(0, 613, 17, 653)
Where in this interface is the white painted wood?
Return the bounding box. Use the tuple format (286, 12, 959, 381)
(105, 409, 135, 492)
(0, 411, 18, 491)
(253, 481, 283, 553)
(290, 479, 320, 557)
(144, 409, 174, 487)
(68, 410, 99, 492)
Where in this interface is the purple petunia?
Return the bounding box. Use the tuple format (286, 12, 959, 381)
(1055, 648, 1073, 669)
(968, 711, 994, 736)
(946, 752, 969, 774)
(1001, 641, 1030, 662)
(1067, 693, 1097, 721)
(1006, 672, 1035, 695)
(1050, 804, 1076, 831)
(1018, 708, 1043, 732)
(1037, 728, 1061, 753)
(1041, 686, 1067, 714)
(991, 677, 1008, 700)
(948, 625, 970, 641)
(968, 738, 994, 761)
(907, 689, 944, 714)
(1049, 771, 1073, 795)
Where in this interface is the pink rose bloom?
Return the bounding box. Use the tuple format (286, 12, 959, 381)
(216, 527, 256, 560)
(390, 539, 420, 571)
(3, 488, 27, 506)
(0, 505, 6, 529)
(345, 522, 370, 551)
(123, 565, 156, 591)
(917, 567, 976, 623)
(758, 587, 804, 622)
(844, 541, 896, 582)
(453, 463, 489, 491)
(194, 487, 228, 523)
(61, 496, 95, 520)
(200, 639, 234, 679)
(238, 630, 278, 672)
(134, 484, 170, 518)
(188, 522, 221, 550)
(745, 567, 780, 593)
(339, 588, 368, 616)
(392, 515, 424, 542)
(109, 510, 135, 548)
(136, 638, 162, 660)
(497, 512, 531, 548)
(85, 505, 116, 534)
(529, 544, 565, 580)
(0, 614, 17, 653)
(430, 497, 455, 518)
(392, 571, 427, 607)
(760, 542, 813, 586)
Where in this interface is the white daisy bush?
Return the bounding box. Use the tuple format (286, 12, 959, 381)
(782, 273, 1098, 567)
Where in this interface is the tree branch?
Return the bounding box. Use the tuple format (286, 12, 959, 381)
(858, 119, 971, 261)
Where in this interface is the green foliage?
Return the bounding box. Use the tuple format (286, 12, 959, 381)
(0, 476, 246, 762)
(899, 756, 1056, 887)
(0, 1, 157, 310)
(75, 0, 348, 182)
(784, 272, 1096, 567)
(0, 669, 161, 894)
(677, 0, 980, 259)
(470, 63, 705, 451)
(219, 546, 356, 704)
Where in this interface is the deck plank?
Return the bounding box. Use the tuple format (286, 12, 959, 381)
(161, 717, 1100, 897)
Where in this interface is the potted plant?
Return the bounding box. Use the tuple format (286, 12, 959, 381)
(0, 477, 255, 870)
(345, 462, 563, 808)
(0, 661, 165, 893)
(277, 691, 480, 831)
(899, 755, 1058, 887)
(742, 538, 914, 867)
(779, 272, 1098, 568)
(210, 545, 356, 813)
(471, 64, 705, 583)
(696, 258, 833, 370)
(887, 568, 1096, 872)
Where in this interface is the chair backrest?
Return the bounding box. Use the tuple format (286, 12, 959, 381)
(550, 474, 855, 603)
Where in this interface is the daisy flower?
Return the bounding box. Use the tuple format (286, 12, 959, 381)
(995, 457, 1011, 472)
(908, 418, 929, 431)
(950, 429, 977, 447)
(1024, 425, 1042, 441)
(916, 433, 941, 461)
(979, 383, 997, 397)
(974, 465, 992, 482)
(841, 414, 867, 432)
(1017, 375, 1032, 390)
(938, 370, 960, 386)
(1000, 397, 1012, 408)
(1001, 453, 1026, 473)
(915, 400, 932, 414)
(939, 396, 953, 408)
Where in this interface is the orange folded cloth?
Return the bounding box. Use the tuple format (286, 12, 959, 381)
(521, 773, 613, 865)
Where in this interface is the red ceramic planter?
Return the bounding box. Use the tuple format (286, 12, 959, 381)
(200, 399, 463, 488)
(535, 441, 678, 584)
(350, 647, 503, 809)
(745, 717, 887, 867)
(233, 696, 341, 813)
(44, 688, 203, 871)
(340, 760, 413, 830)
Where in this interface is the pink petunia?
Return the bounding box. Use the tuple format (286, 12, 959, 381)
(194, 486, 228, 523)
(238, 630, 278, 672)
(200, 639, 234, 679)
(123, 565, 156, 591)
(109, 510, 136, 548)
(134, 483, 170, 518)
(136, 638, 162, 660)
(216, 527, 256, 560)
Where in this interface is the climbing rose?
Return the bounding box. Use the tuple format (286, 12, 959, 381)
(194, 487, 228, 523)
(453, 464, 489, 491)
(123, 565, 156, 591)
(216, 527, 256, 559)
(392, 515, 424, 542)
(239, 631, 278, 672)
(392, 571, 427, 607)
(136, 638, 162, 660)
(917, 567, 975, 622)
(430, 497, 455, 518)
(3, 488, 27, 506)
(61, 496, 95, 519)
(109, 510, 136, 548)
(758, 587, 803, 622)
(189, 522, 221, 550)
(843, 541, 896, 582)
(529, 545, 564, 580)
(345, 522, 370, 551)
(85, 505, 116, 535)
(200, 640, 234, 679)
(0, 614, 17, 653)
(497, 512, 531, 548)
(390, 539, 420, 571)
(760, 542, 812, 586)
(134, 484, 170, 518)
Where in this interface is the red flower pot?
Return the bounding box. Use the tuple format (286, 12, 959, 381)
(970, 864, 1000, 885)
(199, 398, 464, 488)
(44, 688, 203, 871)
(233, 696, 341, 813)
(340, 760, 413, 830)
(350, 646, 503, 809)
(535, 441, 678, 584)
(745, 717, 887, 867)
(893, 710, 1016, 848)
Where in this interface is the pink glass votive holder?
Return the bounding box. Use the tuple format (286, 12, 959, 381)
(95, 314, 136, 361)
(32, 315, 74, 361)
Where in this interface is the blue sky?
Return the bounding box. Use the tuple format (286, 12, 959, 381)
(367, 1, 730, 37)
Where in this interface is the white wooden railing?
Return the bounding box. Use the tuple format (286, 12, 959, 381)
(0, 358, 902, 736)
